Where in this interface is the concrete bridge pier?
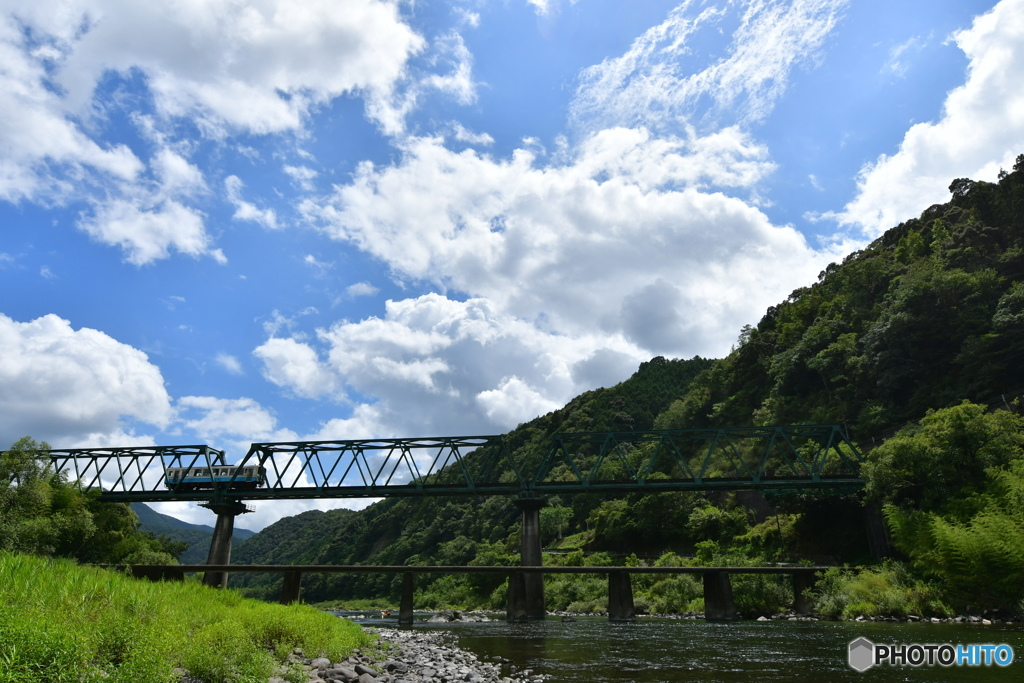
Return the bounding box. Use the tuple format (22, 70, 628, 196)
(608, 572, 636, 622)
(280, 570, 302, 604)
(399, 572, 415, 625)
(201, 500, 251, 588)
(516, 498, 546, 620)
(702, 571, 737, 621)
(792, 572, 814, 616)
(506, 570, 529, 623)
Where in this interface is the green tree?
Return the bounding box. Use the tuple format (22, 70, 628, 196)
(863, 402, 1024, 515)
(1, 437, 183, 564)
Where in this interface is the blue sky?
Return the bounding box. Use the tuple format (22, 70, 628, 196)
(3, 0, 1023, 528)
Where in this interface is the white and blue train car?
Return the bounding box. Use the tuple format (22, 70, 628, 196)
(164, 465, 266, 491)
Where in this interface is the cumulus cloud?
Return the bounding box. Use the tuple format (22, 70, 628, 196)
(176, 396, 297, 445)
(79, 194, 225, 266)
(838, 0, 1024, 235)
(8, 0, 424, 136)
(0, 313, 173, 447)
(307, 127, 833, 356)
(284, 165, 319, 192)
(570, 0, 846, 133)
(254, 294, 649, 435)
(254, 337, 339, 400)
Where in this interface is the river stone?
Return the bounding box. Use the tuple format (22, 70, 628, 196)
(354, 664, 376, 677)
(311, 658, 332, 670)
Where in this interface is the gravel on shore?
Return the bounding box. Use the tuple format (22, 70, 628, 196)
(268, 627, 546, 683)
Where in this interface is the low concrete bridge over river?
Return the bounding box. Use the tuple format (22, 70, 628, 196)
(119, 563, 828, 623)
(39, 425, 863, 621)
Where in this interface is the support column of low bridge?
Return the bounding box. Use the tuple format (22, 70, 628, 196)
(513, 498, 546, 621)
(201, 500, 251, 588)
(702, 571, 737, 621)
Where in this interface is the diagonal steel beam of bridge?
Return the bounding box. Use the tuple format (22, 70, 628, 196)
(34, 425, 864, 504)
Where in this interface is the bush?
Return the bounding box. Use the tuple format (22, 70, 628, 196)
(807, 562, 951, 620)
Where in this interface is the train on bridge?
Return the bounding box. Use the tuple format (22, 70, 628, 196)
(164, 465, 266, 491)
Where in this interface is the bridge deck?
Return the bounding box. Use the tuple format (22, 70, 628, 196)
(112, 564, 830, 575)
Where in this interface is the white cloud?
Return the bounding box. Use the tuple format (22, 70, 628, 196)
(226, 175, 278, 229)
(476, 376, 561, 427)
(0, 313, 173, 447)
(79, 195, 226, 266)
(0, 13, 143, 203)
(307, 127, 833, 357)
(882, 34, 929, 78)
(176, 395, 297, 445)
(215, 353, 244, 375)
(254, 337, 339, 399)
(345, 281, 380, 298)
(8, 0, 424, 136)
(284, 165, 319, 192)
(570, 0, 845, 133)
(452, 123, 494, 146)
(838, 0, 1024, 235)
(254, 294, 650, 436)
(366, 30, 478, 135)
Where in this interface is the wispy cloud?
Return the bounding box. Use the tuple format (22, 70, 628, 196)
(570, 0, 847, 135)
(215, 353, 244, 375)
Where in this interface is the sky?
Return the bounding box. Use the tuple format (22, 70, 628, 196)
(3, 0, 1023, 529)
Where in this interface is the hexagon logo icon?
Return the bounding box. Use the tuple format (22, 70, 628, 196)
(848, 637, 875, 672)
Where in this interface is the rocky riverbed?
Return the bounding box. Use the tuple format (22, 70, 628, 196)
(268, 627, 544, 683)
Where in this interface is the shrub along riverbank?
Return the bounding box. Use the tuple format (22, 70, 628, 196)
(0, 552, 371, 683)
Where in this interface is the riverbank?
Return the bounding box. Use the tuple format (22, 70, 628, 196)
(275, 627, 539, 683)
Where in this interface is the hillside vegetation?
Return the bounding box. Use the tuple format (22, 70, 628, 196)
(230, 157, 1024, 617)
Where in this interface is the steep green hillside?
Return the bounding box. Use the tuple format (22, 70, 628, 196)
(232, 158, 1024, 609)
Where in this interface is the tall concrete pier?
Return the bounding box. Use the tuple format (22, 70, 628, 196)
(515, 498, 546, 621)
(201, 500, 251, 588)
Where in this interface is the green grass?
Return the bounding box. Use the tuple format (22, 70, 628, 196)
(0, 552, 372, 683)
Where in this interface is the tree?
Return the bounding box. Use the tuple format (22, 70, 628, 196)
(1, 436, 183, 564)
(862, 402, 1024, 515)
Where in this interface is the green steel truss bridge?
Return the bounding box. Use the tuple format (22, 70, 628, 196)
(38, 425, 864, 504)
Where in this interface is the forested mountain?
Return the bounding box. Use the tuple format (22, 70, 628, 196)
(231, 157, 1024, 610)
(132, 503, 255, 564)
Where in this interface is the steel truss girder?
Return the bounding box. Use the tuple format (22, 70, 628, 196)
(531, 424, 863, 492)
(25, 425, 864, 503)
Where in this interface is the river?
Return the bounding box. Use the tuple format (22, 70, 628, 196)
(338, 613, 1024, 682)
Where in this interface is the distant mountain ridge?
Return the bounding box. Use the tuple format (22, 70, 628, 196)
(132, 503, 255, 564)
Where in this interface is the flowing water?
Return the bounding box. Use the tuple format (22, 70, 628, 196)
(338, 613, 1024, 682)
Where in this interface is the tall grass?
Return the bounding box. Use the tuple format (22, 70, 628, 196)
(0, 552, 372, 683)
